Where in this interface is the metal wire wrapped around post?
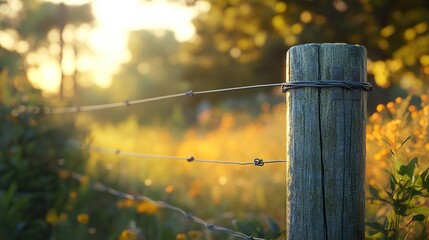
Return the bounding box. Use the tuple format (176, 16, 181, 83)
(281, 80, 372, 93)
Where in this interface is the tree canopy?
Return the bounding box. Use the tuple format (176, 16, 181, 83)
(1, 0, 428, 120)
(0, 0, 93, 95)
(182, 0, 429, 94)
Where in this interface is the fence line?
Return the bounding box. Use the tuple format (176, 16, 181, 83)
(75, 143, 287, 166)
(16, 83, 284, 114)
(70, 171, 265, 240)
(14, 81, 372, 115)
(14, 80, 371, 115)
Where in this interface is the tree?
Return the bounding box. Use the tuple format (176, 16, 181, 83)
(0, 0, 94, 97)
(75, 30, 189, 125)
(181, 0, 429, 108)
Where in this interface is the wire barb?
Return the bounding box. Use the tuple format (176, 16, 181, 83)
(254, 158, 264, 166)
(69, 171, 266, 240)
(185, 90, 194, 97)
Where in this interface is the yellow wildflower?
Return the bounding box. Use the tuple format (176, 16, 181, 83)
(165, 185, 174, 194)
(176, 233, 187, 240)
(77, 213, 89, 224)
(58, 170, 70, 179)
(119, 229, 137, 240)
(188, 230, 202, 239)
(136, 201, 159, 215)
(386, 102, 395, 113)
(408, 105, 417, 113)
(395, 97, 402, 104)
(369, 113, 380, 123)
(45, 209, 58, 225)
(80, 176, 89, 185)
(376, 104, 385, 112)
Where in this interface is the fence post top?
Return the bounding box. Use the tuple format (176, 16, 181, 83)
(289, 43, 366, 51)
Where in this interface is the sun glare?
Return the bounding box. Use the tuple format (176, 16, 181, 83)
(33, 0, 199, 92)
(92, 0, 196, 41)
(27, 61, 61, 94)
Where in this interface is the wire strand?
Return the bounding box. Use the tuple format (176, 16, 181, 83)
(16, 81, 371, 115)
(76, 143, 287, 166)
(70, 171, 265, 240)
(18, 83, 284, 114)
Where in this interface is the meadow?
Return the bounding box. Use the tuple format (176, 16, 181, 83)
(41, 94, 429, 239)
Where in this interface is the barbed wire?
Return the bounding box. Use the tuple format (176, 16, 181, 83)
(16, 80, 372, 114)
(15, 80, 371, 115)
(16, 83, 284, 114)
(70, 171, 265, 240)
(75, 143, 287, 166)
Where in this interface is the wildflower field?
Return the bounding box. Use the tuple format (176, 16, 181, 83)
(36, 94, 429, 239)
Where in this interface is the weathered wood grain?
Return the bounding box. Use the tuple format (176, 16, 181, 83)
(285, 43, 367, 240)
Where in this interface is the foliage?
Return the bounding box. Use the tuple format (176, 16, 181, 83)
(366, 95, 429, 186)
(0, 0, 94, 96)
(366, 153, 429, 239)
(46, 103, 286, 239)
(70, 0, 429, 123)
(68, 94, 429, 239)
(0, 73, 86, 239)
(2, 79, 429, 239)
(366, 95, 429, 239)
(183, 0, 429, 93)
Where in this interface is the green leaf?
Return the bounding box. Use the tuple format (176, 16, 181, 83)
(412, 214, 425, 222)
(389, 177, 396, 194)
(398, 157, 418, 178)
(421, 168, 429, 180)
(397, 135, 411, 151)
(408, 206, 429, 214)
(410, 189, 424, 199)
(369, 185, 382, 200)
(367, 232, 385, 240)
(381, 137, 395, 156)
(421, 168, 429, 193)
(405, 214, 426, 227)
(393, 202, 409, 216)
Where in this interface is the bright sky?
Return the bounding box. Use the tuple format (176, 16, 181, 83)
(28, 0, 204, 93)
(89, 0, 198, 87)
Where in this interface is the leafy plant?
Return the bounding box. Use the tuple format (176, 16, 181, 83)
(0, 73, 87, 239)
(366, 137, 429, 240)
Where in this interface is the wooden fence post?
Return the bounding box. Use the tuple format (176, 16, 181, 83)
(285, 43, 367, 240)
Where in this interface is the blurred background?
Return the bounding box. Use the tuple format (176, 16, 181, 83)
(0, 0, 429, 239)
